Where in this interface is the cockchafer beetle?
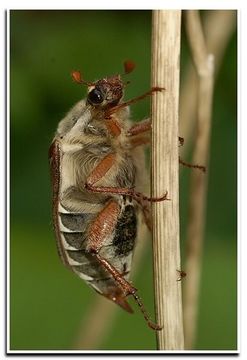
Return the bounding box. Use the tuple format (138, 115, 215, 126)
(49, 61, 205, 331)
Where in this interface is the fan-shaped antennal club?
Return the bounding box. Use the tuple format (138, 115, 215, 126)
(123, 60, 136, 74)
(71, 70, 93, 86)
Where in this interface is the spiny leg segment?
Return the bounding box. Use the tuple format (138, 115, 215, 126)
(93, 252, 162, 331)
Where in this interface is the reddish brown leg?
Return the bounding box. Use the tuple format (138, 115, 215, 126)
(105, 87, 165, 117)
(85, 200, 134, 314)
(93, 252, 162, 331)
(85, 153, 169, 204)
(105, 116, 122, 137)
(127, 119, 151, 136)
(179, 157, 206, 173)
(86, 205, 162, 330)
(86, 200, 120, 253)
(85, 153, 116, 187)
(86, 183, 169, 204)
(127, 120, 186, 153)
(126, 119, 151, 148)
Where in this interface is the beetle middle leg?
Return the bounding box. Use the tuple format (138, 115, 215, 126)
(85, 153, 169, 203)
(179, 157, 206, 173)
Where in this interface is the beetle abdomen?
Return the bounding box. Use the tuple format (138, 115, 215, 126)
(57, 200, 138, 296)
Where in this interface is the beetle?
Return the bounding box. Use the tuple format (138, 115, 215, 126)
(49, 61, 205, 331)
(49, 61, 169, 331)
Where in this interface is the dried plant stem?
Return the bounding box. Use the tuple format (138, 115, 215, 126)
(180, 10, 236, 155)
(183, 10, 215, 349)
(151, 10, 184, 350)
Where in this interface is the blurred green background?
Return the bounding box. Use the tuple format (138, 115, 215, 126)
(10, 10, 237, 351)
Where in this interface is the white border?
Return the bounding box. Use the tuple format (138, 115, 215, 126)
(0, 0, 242, 10)
(6, 10, 9, 355)
(4, 5, 242, 356)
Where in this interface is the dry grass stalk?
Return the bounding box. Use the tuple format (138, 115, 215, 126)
(183, 10, 215, 349)
(151, 10, 184, 350)
(180, 10, 236, 156)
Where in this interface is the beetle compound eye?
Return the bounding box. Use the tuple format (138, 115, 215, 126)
(88, 88, 104, 105)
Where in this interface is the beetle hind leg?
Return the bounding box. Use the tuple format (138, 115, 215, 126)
(93, 253, 162, 331)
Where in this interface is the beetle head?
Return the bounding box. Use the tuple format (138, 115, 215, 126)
(86, 75, 123, 108)
(71, 60, 135, 109)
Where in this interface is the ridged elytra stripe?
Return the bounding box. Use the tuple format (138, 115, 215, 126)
(49, 140, 70, 267)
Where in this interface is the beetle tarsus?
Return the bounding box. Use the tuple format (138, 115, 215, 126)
(132, 292, 162, 331)
(179, 157, 206, 173)
(176, 269, 187, 281)
(148, 321, 163, 331)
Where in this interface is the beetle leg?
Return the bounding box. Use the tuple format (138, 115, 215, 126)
(127, 118, 151, 136)
(85, 153, 117, 188)
(105, 87, 165, 117)
(85, 153, 169, 203)
(105, 116, 122, 137)
(127, 122, 205, 171)
(86, 183, 169, 204)
(127, 118, 151, 149)
(86, 200, 120, 253)
(178, 137, 206, 171)
(127, 120, 188, 153)
(92, 252, 162, 331)
(85, 201, 161, 330)
(179, 157, 206, 173)
(85, 200, 134, 313)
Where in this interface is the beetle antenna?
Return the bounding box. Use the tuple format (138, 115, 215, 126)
(71, 70, 94, 87)
(121, 60, 135, 87)
(123, 60, 136, 75)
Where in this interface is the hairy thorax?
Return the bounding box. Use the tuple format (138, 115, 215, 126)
(58, 105, 137, 208)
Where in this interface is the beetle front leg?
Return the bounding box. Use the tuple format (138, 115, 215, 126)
(105, 87, 165, 117)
